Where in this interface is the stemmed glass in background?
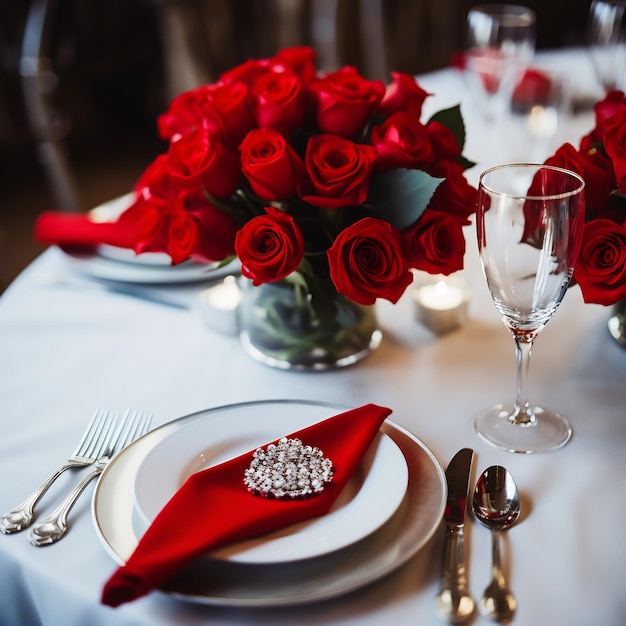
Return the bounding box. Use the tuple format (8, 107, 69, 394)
(475, 164, 585, 453)
(588, 0, 626, 92)
(465, 4, 536, 123)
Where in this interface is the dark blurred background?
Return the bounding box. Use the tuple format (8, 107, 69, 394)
(0, 0, 590, 291)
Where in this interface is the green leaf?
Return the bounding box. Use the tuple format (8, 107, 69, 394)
(608, 189, 626, 210)
(216, 255, 236, 268)
(367, 168, 443, 231)
(457, 154, 477, 170)
(283, 269, 309, 292)
(428, 104, 466, 152)
(290, 263, 339, 325)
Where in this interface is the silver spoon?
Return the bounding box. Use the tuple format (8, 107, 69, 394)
(472, 466, 521, 623)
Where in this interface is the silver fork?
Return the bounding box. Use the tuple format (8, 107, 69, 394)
(29, 408, 153, 546)
(1, 408, 120, 534)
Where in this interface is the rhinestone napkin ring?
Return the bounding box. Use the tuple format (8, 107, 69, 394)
(244, 437, 334, 499)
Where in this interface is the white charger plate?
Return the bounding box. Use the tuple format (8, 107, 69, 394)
(59, 193, 239, 284)
(132, 403, 409, 564)
(92, 400, 447, 607)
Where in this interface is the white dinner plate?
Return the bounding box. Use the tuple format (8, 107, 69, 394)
(92, 400, 447, 607)
(59, 193, 239, 284)
(132, 403, 409, 564)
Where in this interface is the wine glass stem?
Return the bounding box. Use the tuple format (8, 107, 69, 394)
(513, 338, 535, 425)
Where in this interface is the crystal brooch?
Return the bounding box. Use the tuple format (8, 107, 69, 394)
(244, 437, 334, 498)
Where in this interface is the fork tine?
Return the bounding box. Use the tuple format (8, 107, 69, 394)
(139, 410, 152, 435)
(126, 410, 152, 446)
(112, 408, 139, 453)
(85, 411, 121, 459)
(112, 408, 152, 454)
(73, 408, 108, 457)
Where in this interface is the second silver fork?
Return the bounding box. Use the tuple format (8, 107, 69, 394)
(29, 408, 152, 546)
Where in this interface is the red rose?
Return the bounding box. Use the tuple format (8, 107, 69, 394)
(251, 69, 305, 132)
(235, 206, 305, 285)
(401, 210, 466, 275)
(167, 209, 200, 265)
(371, 112, 434, 172)
(377, 72, 431, 118)
(521, 161, 586, 250)
(541, 141, 617, 221)
(577, 144, 617, 217)
(574, 218, 626, 305)
(543, 142, 582, 175)
(166, 128, 241, 199)
(157, 82, 256, 147)
(240, 129, 304, 201)
(270, 47, 317, 83)
(327, 217, 412, 305)
(157, 88, 205, 141)
(427, 162, 477, 225)
(167, 196, 237, 265)
(133, 154, 183, 201)
(593, 90, 626, 138)
(219, 58, 270, 87)
(127, 194, 175, 255)
(311, 67, 385, 138)
(299, 134, 376, 209)
(603, 104, 626, 193)
(427, 120, 462, 164)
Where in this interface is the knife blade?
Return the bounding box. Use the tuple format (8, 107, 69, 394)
(35, 271, 191, 309)
(435, 448, 475, 623)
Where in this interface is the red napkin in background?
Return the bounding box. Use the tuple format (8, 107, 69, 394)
(101, 403, 393, 607)
(511, 68, 553, 108)
(450, 51, 553, 108)
(34, 205, 140, 251)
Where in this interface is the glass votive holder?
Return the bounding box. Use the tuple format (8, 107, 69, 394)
(411, 274, 471, 334)
(196, 275, 242, 335)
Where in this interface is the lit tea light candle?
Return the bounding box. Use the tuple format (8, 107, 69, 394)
(197, 275, 242, 335)
(412, 277, 470, 334)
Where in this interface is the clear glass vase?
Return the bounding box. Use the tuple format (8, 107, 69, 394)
(239, 277, 382, 370)
(608, 298, 626, 347)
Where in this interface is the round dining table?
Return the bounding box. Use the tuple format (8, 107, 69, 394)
(1, 48, 625, 626)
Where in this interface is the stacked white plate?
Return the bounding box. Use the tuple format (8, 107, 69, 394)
(92, 400, 446, 607)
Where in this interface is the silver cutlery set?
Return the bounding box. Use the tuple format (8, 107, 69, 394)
(436, 449, 521, 624)
(0, 407, 152, 545)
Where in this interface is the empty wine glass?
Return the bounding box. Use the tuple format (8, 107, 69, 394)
(475, 164, 585, 453)
(465, 4, 536, 123)
(588, 0, 626, 92)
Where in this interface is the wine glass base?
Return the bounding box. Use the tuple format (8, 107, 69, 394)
(474, 404, 572, 453)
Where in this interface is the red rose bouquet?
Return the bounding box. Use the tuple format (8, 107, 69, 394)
(542, 90, 626, 306)
(112, 47, 478, 366)
(122, 46, 476, 309)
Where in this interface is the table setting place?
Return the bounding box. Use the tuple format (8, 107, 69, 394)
(1, 4, 626, 625)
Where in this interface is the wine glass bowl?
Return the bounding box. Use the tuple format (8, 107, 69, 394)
(588, 0, 626, 92)
(475, 164, 585, 453)
(465, 4, 536, 122)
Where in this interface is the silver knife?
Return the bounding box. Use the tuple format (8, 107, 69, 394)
(35, 272, 190, 309)
(435, 448, 475, 623)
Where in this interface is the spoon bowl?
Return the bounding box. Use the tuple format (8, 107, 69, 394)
(473, 466, 521, 623)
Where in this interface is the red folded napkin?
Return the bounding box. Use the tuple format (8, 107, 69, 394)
(512, 68, 553, 108)
(101, 403, 392, 607)
(451, 51, 553, 107)
(34, 207, 140, 251)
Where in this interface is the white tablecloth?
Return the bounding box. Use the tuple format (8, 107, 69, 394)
(1, 49, 625, 626)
